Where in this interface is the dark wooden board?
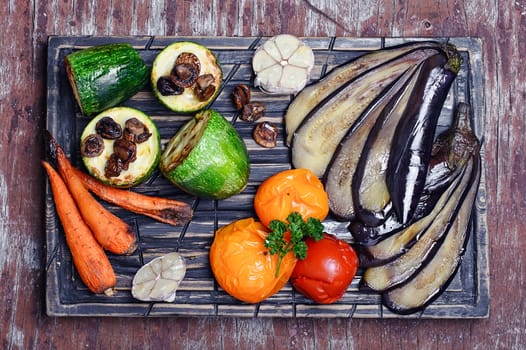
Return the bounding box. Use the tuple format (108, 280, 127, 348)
(45, 36, 489, 318)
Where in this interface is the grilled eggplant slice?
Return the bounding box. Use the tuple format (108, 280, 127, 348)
(324, 66, 419, 221)
(291, 47, 443, 177)
(350, 60, 427, 227)
(356, 169, 463, 267)
(382, 153, 481, 314)
(361, 159, 473, 292)
(386, 44, 463, 224)
(285, 41, 443, 146)
(351, 102, 479, 249)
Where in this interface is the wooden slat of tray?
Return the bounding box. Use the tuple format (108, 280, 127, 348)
(45, 36, 489, 318)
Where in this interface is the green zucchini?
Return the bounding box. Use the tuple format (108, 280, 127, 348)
(151, 42, 223, 113)
(80, 107, 161, 188)
(65, 43, 149, 116)
(160, 110, 249, 199)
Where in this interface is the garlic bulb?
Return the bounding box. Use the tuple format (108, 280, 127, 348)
(131, 252, 186, 302)
(252, 34, 315, 94)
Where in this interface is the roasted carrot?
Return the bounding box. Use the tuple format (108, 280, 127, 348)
(43, 161, 117, 295)
(47, 132, 137, 255)
(72, 167, 193, 226)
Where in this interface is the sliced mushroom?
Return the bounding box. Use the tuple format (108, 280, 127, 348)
(175, 52, 201, 76)
(241, 102, 266, 122)
(113, 138, 137, 170)
(157, 76, 184, 96)
(96, 116, 122, 139)
(194, 74, 216, 101)
(170, 52, 201, 88)
(232, 84, 251, 110)
(124, 117, 151, 144)
(253, 121, 278, 148)
(104, 153, 124, 178)
(80, 134, 104, 157)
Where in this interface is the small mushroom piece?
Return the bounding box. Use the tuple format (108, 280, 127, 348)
(80, 134, 104, 157)
(194, 74, 216, 101)
(157, 76, 184, 96)
(132, 252, 187, 302)
(253, 121, 279, 148)
(113, 138, 137, 170)
(241, 102, 266, 122)
(96, 116, 122, 139)
(232, 84, 251, 110)
(104, 153, 124, 178)
(170, 52, 201, 88)
(175, 52, 201, 76)
(124, 117, 151, 144)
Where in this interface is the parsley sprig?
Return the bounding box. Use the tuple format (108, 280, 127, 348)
(264, 212, 324, 277)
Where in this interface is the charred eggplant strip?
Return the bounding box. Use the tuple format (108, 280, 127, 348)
(285, 41, 443, 146)
(351, 60, 427, 227)
(358, 168, 463, 268)
(362, 158, 474, 292)
(382, 154, 481, 314)
(291, 48, 443, 177)
(386, 44, 463, 224)
(324, 66, 419, 220)
(350, 101, 478, 247)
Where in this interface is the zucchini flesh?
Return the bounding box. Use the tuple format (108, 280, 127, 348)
(65, 43, 148, 116)
(291, 48, 441, 177)
(386, 44, 463, 224)
(285, 41, 443, 145)
(382, 154, 480, 314)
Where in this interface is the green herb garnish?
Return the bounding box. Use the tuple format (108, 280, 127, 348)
(264, 212, 324, 277)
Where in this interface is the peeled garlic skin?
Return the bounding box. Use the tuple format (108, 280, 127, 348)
(131, 252, 186, 302)
(252, 34, 314, 94)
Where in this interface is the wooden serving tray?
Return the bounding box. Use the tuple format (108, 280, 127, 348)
(45, 36, 489, 318)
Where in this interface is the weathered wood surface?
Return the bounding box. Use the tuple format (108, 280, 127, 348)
(1, 0, 524, 349)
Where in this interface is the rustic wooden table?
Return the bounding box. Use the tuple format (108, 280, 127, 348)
(1, 1, 524, 349)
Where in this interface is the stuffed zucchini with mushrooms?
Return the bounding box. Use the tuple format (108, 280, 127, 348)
(151, 41, 223, 113)
(80, 107, 161, 188)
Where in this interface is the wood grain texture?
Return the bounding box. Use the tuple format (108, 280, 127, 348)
(1, 0, 525, 349)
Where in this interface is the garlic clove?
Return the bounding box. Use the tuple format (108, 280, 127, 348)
(288, 45, 316, 67)
(281, 65, 308, 90)
(131, 252, 186, 302)
(274, 34, 299, 59)
(252, 34, 314, 94)
(252, 49, 276, 71)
